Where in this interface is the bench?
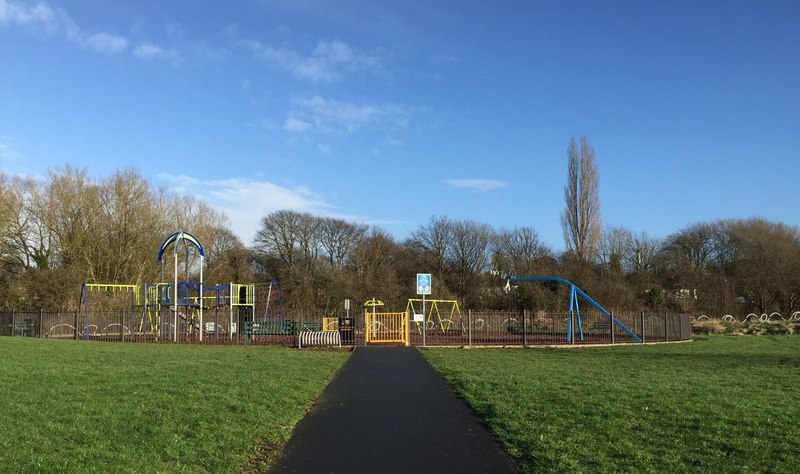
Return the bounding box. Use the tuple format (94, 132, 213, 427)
(297, 321, 321, 332)
(14, 320, 34, 337)
(589, 320, 612, 333)
(244, 320, 296, 337)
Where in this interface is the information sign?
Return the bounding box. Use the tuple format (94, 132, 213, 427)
(416, 273, 432, 295)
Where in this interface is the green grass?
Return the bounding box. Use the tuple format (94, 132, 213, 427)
(0, 338, 349, 473)
(423, 336, 800, 473)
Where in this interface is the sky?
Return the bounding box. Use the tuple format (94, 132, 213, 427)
(1, 0, 798, 251)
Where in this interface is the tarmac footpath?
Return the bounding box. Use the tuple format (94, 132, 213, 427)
(272, 346, 519, 474)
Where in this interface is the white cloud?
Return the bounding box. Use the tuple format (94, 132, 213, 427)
(284, 117, 312, 132)
(256, 40, 383, 84)
(0, 137, 24, 164)
(82, 32, 127, 54)
(445, 179, 508, 192)
(288, 95, 409, 134)
(134, 42, 179, 61)
(0, 1, 188, 61)
(157, 174, 331, 244)
(431, 54, 458, 65)
(0, 0, 76, 36)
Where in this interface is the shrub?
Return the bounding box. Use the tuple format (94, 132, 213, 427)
(691, 320, 727, 334)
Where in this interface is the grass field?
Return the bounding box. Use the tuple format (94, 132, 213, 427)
(0, 338, 349, 473)
(423, 336, 800, 473)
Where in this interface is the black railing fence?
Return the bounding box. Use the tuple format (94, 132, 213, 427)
(1, 309, 690, 347)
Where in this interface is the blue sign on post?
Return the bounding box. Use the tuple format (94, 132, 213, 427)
(416, 273, 432, 295)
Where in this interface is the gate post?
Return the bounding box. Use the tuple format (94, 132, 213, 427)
(405, 311, 410, 346)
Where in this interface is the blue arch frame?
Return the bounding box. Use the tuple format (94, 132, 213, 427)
(157, 231, 205, 261)
(509, 276, 642, 343)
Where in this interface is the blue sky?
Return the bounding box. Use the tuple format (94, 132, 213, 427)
(2, 0, 798, 250)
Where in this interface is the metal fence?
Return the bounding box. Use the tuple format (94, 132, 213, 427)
(408, 310, 690, 346)
(1, 309, 690, 347)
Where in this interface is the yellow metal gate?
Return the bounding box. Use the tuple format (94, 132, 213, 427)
(365, 312, 409, 346)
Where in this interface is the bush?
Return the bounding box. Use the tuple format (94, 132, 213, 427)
(691, 320, 727, 334)
(696, 320, 798, 336)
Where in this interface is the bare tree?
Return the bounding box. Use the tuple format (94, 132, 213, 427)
(205, 226, 251, 283)
(493, 226, 551, 278)
(597, 226, 633, 275)
(253, 210, 304, 268)
(348, 227, 402, 307)
(724, 218, 800, 314)
(626, 231, 661, 274)
(446, 220, 494, 307)
(561, 136, 601, 266)
(410, 216, 454, 279)
(319, 217, 366, 269)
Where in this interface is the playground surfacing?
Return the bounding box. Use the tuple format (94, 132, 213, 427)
(272, 346, 519, 473)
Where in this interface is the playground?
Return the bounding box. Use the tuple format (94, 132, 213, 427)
(0, 231, 690, 349)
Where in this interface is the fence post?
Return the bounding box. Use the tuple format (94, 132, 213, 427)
(523, 309, 528, 348)
(664, 312, 669, 342)
(468, 310, 472, 347)
(38, 309, 43, 338)
(610, 311, 615, 344)
(74, 310, 79, 340)
(641, 312, 646, 343)
(679, 313, 684, 340)
(570, 311, 575, 346)
(11, 309, 15, 337)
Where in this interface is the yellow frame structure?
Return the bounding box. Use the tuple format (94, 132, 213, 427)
(406, 299, 461, 332)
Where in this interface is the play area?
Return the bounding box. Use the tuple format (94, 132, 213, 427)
(0, 230, 691, 347)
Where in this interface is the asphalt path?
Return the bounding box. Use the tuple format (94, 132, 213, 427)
(272, 346, 519, 474)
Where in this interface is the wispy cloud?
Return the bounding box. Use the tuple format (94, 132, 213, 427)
(0, 0, 185, 60)
(157, 174, 331, 244)
(82, 32, 128, 54)
(286, 95, 409, 134)
(284, 117, 312, 132)
(0, 136, 24, 164)
(249, 39, 383, 84)
(0, 0, 77, 36)
(134, 43, 179, 62)
(0, 0, 129, 53)
(431, 54, 458, 65)
(445, 179, 508, 192)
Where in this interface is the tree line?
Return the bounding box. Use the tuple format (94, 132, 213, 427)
(2, 162, 798, 317)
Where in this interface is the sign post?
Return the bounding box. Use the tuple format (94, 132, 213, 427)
(416, 273, 432, 346)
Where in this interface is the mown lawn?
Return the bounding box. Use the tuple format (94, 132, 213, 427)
(423, 336, 800, 473)
(0, 338, 349, 473)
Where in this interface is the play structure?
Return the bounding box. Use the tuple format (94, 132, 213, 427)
(406, 299, 461, 332)
(78, 231, 286, 343)
(508, 276, 642, 343)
